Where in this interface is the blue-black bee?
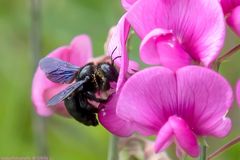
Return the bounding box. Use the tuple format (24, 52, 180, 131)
(39, 48, 119, 126)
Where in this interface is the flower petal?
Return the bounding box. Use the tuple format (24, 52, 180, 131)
(32, 68, 55, 116)
(176, 66, 233, 136)
(236, 80, 240, 107)
(107, 15, 131, 91)
(220, 0, 240, 14)
(140, 28, 172, 65)
(155, 116, 200, 157)
(155, 120, 173, 153)
(69, 34, 93, 65)
(204, 118, 232, 137)
(169, 116, 200, 157)
(98, 93, 134, 137)
(126, 0, 225, 66)
(128, 60, 139, 74)
(121, 0, 138, 10)
(117, 66, 177, 135)
(140, 28, 192, 70)
(226, 6, 240, 36)
(32, 47, 70, 116)
(32, 35, 93, 116)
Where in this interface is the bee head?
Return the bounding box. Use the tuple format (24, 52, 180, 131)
(98, 63, 118, 82)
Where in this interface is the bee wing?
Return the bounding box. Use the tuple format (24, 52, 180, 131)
(47, 78, 89, 106)
(39, 57, 80, 84)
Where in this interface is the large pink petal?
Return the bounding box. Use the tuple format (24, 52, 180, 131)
(107, 15, 131, 91)
(226, 6, 240, 36)
(140, 28, 192, 70)
(98, 93, 134, 137)
(32, 35, 93, 116)
(69, 35, 93, 65)
(176, 66, 233, 137)
(117, 67, 177, 135)
(236, 80, 240, 107)
(126, 0, 225, 66)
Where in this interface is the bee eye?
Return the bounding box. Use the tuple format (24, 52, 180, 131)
(100, 64, 111, 72)
(99, 63, 118, 82)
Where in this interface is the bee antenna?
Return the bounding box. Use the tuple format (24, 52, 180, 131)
(110, 46, 120, 65)
(110, 46, 118, 60)
(131, 69, 138, 73)
(112, 56, 121, 65)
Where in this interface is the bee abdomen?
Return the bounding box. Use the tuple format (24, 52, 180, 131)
(64, 95, 98, 126)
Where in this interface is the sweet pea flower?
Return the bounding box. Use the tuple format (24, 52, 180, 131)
(32, 35, 93, 116)
(116, 66, 233, 157)
(220, 0, 240, 36)
(32, 31, 138, 135)
(126, 0, 226, 70)
(236, 80, 240, 106)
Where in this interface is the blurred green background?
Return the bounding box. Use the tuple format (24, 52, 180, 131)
(0, 0, 239, 160)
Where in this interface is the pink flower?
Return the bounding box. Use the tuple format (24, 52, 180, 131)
(220, 0, 240, 36)
(236, 80, 240, 106)
(126, 0, 226, 70)
(32, 32, 137, 135)
(116, 66, 233, 157)
(32, 35, 93, 116)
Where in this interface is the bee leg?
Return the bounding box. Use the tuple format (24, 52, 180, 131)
(101, 78, 110, 91)
(78, 94, 99, 113)
(64, 95, 98, 126)
(84, 91, 108, 103)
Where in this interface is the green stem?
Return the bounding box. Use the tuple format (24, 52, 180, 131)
(213, 44, 240, 71)
(107, 135, 119, 160)
(127, 30, 135, 53)
(207, 136, 240, 160)
(218, 44, 240, 63)
(31, 0, 48, 156)
(200, 144, 207, 160)
(199, 138, 208, 160)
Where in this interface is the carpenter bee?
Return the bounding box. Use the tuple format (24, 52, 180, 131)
(39, 48, 119, 126)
